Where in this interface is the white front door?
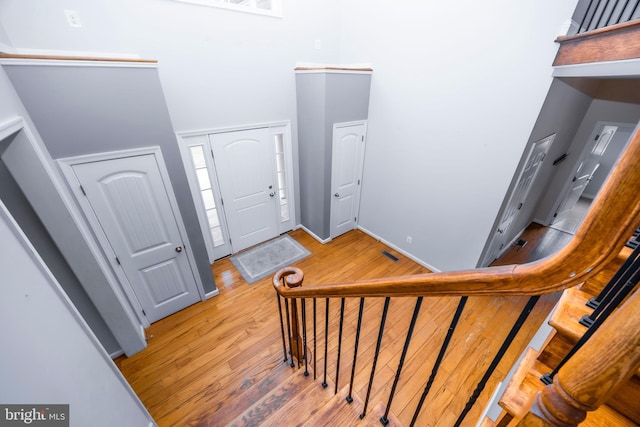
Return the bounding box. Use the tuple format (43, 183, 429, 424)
(211, 128, 279, 252)
(485, 134, 554, 263)
(330, 122, 367, 239)
(554, 125, 617, 223)
(72, 153, 200, 323)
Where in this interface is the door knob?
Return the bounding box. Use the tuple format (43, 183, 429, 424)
(269, 192, 275, 197)
(175, 246, 183, 253)
(334, 193, 340, 197)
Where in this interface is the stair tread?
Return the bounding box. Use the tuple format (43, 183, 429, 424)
(261, 374, 336, 426)
(548, 287, 591, 342)
(498, 347, 548, 420)
(583, 403, 638, 427)
(226, 364, 320, 426)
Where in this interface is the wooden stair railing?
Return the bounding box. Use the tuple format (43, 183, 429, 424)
(272, 125, 640, 425)
(519, 285, 640, 426)
(274, 123, 640, 300)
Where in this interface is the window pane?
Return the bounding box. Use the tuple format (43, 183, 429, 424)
(190, 145, 207, 169)
(256, 0, 271, 10)
(211, 227, 224, 247)
(201, 189, 216, 210)
(196, 168, 212, 191)
(276, 152, 285, 172)
(206, 208, 220, 228)
(274, 133, 284, 153)
(280, 203, 289, 221)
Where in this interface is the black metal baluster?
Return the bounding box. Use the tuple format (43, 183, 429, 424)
(605, 0, 621, 25)
(313, 298, 317, 380)
(335, 298, 346, 394)
(284, 298, 295, 368)
(542, 268, 640, 384)
(347, 298, 365, 404)
(454, 295, 540, 427)
(322, 298, 329, 388)
(585, 243, 640, 310)
(586, 0, 599, 31)
(410, 296, 468, 427)
(360, 297, 391, 420)
(616, 0, 631, 24)
(596, 0, 613, 28)
(630, 0, 640, 19)
(380, 297, 423, 426)
(302, 298, 309, 377)
(296, 299, 302, 369)
(276, 294, 288, 363)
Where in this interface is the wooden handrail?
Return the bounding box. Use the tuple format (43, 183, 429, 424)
(274, 125, 640, 299)
(519, 286, 640, 426)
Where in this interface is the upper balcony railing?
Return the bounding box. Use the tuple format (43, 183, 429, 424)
(572, 0, 640, 35)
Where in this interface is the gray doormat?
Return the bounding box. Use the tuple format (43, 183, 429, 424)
(230, 235, 311, 284)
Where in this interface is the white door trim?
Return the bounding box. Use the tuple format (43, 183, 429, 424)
(330, 120, 367, 239)
(177, 121, 297, 260)
(58, 147, 206, 326)
(0, 117, 145, 355)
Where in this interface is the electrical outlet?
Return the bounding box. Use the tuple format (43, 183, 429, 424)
(406, 236, 413, 244)
(65, 10, 82, 28)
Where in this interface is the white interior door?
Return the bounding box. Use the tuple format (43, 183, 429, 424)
(485, 134, 554, 263)
(330, 122, 367, 239)
(211, 128, 279, 252)
(554, 125, 617, 223)
(72, 153, 200, 323)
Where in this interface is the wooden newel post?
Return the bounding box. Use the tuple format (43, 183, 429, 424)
(273, 267, 305, 364)
(520, 287, 640, 426)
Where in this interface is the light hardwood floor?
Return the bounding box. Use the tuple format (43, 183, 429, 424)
(116, 228, 564, 426)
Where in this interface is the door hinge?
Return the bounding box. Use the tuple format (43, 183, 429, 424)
(572, 176, 577, 182)
(357, 179, 361, 185)
(115, 256, 121, 265)
(80, 185, 86, 196)
(517, 202, 523, 210)
(354, 217, 357, 222)
(553, 212, 558, 218)
(220, 198, 224, 206)
(595, 134, 600, 141)
(361, 135, 364, 141)
(211, 149, 215, 159)
(142, 309, 146, 316)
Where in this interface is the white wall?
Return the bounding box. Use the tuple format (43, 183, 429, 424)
(0, 0, 341, 131)
(0, 0, 580, 272)
(0, 200, 154, 426)
(336, 0, 578, 271)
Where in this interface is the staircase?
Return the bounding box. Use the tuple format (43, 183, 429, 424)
(270, 106, 640, 425)
(492, 243, 640, 426)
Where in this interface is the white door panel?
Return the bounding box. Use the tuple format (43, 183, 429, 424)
(485, 134, 554, 263)
(554, 125, 617, 223)
(72, 154, 200, 323)
(331, 122, 366, 239)
(211, 128, 279, 252)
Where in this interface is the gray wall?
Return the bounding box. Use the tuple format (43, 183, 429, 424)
(296, 72, 371, 240)
(0, 157, 119, 354)
(0, 65, 144, 356)
(3, 64, 215, 295)
(0, 200, 154, 426)
(535, 98, 640, 221)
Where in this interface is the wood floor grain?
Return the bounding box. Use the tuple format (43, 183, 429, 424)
(116, 228, 560, 426)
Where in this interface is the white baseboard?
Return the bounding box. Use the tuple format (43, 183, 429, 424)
(357, 225, 441, 272)
(297, 224, 332, 244)
(205, 288, 220, 299)
(110, 349, 125, 359)
(0, 42, 15, 54)
(533, 217, 549, 226)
